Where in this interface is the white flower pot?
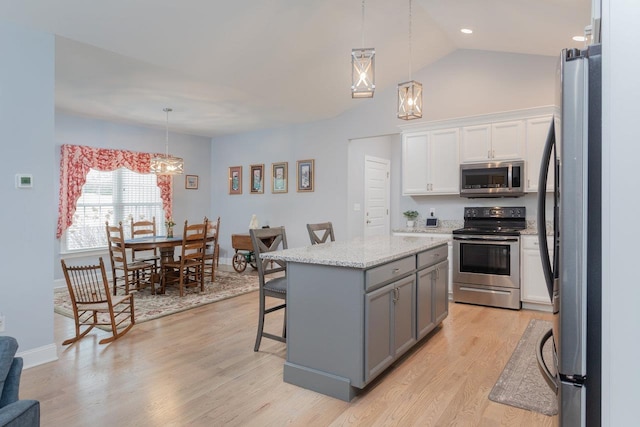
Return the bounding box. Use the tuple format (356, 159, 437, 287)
(406, 220, 415, 228)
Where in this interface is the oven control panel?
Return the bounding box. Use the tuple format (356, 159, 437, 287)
(464, 206, 525, 219)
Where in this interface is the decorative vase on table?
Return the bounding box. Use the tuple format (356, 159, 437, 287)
(167, 227, 173, 238)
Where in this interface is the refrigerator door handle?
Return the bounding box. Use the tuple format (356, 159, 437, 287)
(536, 327, 559, 395)
(537, 117, 555, 301)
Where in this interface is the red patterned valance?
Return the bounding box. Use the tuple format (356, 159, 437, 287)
(56, 144, 172, 238)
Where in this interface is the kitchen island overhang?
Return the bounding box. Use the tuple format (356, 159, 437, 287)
(262, 235, 450, 401)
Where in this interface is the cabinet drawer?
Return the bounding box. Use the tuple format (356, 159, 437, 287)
(417, 244, 448, 270)
(365, 256, 415, 291)
(522, 236, 553, 250)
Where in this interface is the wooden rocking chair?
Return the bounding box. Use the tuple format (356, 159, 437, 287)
(60, 257, 135, 345)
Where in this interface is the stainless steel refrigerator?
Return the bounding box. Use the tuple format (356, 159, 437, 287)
(536, 44, 602, 426)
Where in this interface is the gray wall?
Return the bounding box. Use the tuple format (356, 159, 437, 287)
(0, 21, 55, 354)
(602, 0, 640, 424)
(211, 49, 557, 258)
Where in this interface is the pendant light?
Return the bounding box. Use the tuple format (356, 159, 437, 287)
(351, 0, 375, 98)
(397, 0, 422, 120)
(150, 107, 184, 175)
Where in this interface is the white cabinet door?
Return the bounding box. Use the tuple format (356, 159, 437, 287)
(525, 115, 554, 192)
(521, 236, 553, 306)
(461, 124, 491, 163)
(402, 128, 459, 195)
(491, 120, 525, 160)
(429, 128, 460, 193)
(461, 120, 525, 163)
(402, 132, 429, 195)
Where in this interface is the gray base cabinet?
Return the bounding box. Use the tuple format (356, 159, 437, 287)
(283, 243, 448, 401)
(365, 274, 416, 382)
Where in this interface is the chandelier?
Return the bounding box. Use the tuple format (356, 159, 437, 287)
(397, 0, 422, 120)
(151, 107, 184, 175)
(351, 0, 375, 98)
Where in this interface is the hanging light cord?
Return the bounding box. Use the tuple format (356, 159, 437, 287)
(409, 0, 413, 81)
(361, 0, 365, 48)
(164, 107, 172, 157)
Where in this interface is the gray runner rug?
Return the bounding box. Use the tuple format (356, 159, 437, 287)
(489, 318, 558, 416)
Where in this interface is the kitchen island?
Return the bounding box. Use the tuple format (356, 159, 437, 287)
(261, 235, 449, 401)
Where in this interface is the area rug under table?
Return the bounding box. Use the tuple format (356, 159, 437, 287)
(54, 270, 259, 324)
(489, 318, 558, 416)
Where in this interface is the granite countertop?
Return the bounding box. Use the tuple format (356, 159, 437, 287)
(261, 235, 449, 269)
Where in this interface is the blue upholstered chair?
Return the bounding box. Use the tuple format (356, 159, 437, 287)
(0, 336, 40, 426)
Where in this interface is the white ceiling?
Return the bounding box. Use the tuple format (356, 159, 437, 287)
(1, 0, 591, 137)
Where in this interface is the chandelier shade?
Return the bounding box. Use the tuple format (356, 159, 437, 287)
(151, 107, 184, 175)
(351, 0, 375, 98)
(351, 48, 376, 98)
(397, 80, 423, 120)
(397, 0, 422, 120)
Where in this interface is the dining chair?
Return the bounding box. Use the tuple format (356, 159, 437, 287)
(106, 221, 157, 295)
(60, 257, 135, 345)
(306, 221, 335, 245)
(161, 219, 208, 297)
(203, 216, 220, 281)
(250, 226, 287, 351)
(130, 216, 160, 265)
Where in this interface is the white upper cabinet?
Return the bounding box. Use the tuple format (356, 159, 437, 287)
(461, 120, 525, 163)
(400, 106, 554, 197)
(402, 128, 459, 195)
(525, 115, 554, 192)
(460, 125, 491, 163)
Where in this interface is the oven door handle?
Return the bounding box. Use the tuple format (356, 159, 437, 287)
(453, 236, 519, 242)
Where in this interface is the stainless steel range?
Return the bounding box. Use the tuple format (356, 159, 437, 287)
(452, 206, 526, 310)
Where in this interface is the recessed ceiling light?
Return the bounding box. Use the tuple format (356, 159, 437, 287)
(460, 28, 473, 34)
(573, 35, 586, 42)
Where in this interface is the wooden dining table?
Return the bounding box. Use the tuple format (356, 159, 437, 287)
(123, 235, 185, 265)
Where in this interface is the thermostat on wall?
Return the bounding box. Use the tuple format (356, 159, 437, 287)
(15, 174, 33, 189)
(425, 217, 439, 228)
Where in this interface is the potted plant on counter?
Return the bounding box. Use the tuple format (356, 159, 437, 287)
(403, 210, 419, 228)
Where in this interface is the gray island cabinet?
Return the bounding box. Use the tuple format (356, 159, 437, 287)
(261, 235, 449, 401)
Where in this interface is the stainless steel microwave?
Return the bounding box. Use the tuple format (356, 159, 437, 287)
(460, 160, 525, 198)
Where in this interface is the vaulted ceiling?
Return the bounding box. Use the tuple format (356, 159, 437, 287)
(1, 0, 590, 137)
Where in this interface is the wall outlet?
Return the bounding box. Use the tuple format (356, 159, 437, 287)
(0, 313, 5, 332)
(430, 208, 436, 217)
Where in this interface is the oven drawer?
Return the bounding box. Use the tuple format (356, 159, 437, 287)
(453, 283, 521, 310)
(365, 256, 415, 291)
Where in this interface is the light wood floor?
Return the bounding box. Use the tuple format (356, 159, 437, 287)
(24, 268, 556, 427)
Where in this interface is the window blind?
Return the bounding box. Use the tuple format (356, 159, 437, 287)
(64, 168, 165, 252)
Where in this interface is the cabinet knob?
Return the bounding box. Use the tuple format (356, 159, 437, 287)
(392, 268, 400, 274)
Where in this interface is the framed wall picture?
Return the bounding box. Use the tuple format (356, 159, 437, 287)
(228, 166, 242, 195)
(250, 163, 265, 194)
(271, 162, 288, 193)
(296, 159, 314, 192)
(185, 174, 199, 190)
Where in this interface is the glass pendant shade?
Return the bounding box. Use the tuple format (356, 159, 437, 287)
(152, 107, 184, 175)
(351, 48, 375, 98)
(150, 155, 184, 175)
(397, 80, 423, 120)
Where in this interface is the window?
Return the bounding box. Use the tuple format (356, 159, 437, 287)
(63, 168, 166, 252)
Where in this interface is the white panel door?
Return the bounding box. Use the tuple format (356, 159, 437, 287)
(461, 124, 491, 163)
(429, 128, 460, 193)
(401, 132, 429, 195)
(364, 156, 390, 237)
(525, 115, 554, 192)
(491, 120, 525, 160)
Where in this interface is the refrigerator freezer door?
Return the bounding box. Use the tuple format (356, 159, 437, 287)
(560, 380, 586, 426)
(559, 49, 588, 379)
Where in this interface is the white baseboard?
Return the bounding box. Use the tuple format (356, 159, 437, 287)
(18, 343, 58, 369)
